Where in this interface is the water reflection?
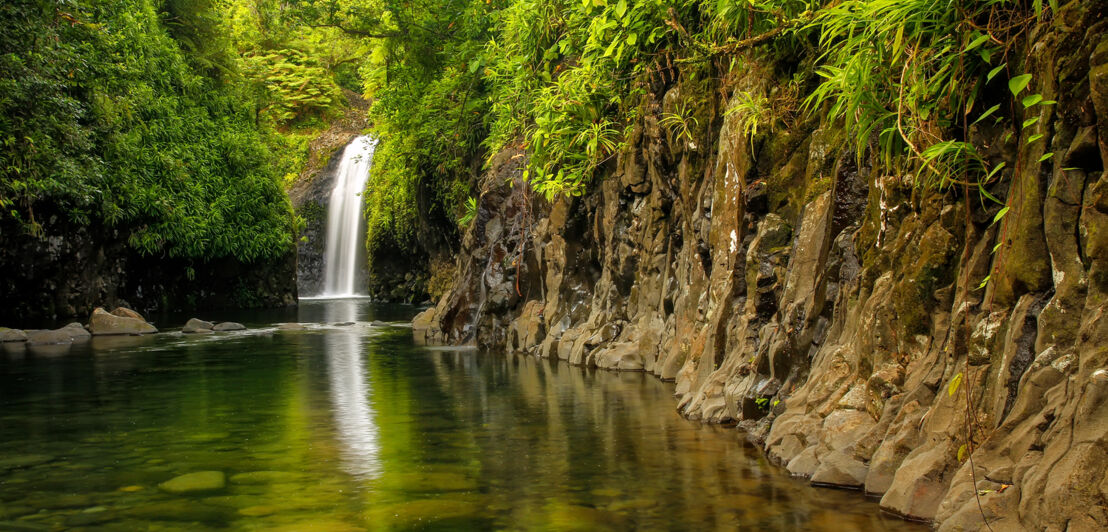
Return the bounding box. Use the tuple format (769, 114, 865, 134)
(0, 301, 921, 531)
(323, 299, 381, 480)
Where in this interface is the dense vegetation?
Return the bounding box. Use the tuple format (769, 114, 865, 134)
(0, 0, 364, 262)
(288, 0, 1051, 257)
(2, 0, 1053, 266)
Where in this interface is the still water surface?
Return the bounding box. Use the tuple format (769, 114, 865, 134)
(0, 300, 922, 531)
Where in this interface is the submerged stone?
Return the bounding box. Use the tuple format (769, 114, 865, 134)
(158, 471, 226, 494)
(229, 471, 304, 485)
(363, 498, 482, 528)
(125, 501, 231, 523)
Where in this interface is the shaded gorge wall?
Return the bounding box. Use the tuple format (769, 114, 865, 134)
(414, 3, 1108, 529)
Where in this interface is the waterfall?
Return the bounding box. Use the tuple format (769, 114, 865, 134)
(321, 135, 377, 297)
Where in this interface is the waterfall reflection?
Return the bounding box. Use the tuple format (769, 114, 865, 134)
(324, 300, 380, 479)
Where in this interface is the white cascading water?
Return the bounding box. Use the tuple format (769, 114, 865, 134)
(321, 135, 378, 297)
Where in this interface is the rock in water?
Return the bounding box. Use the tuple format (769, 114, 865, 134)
(277, 323, 304, 330)
(25, 329, 74, 346)
(212, 322, 245, 332)
(89, 307, 157, 336)
(182, 318, 215, 333)
(110, 307, 146, 322)
(158, 471, 226, 494)
(62, 322, 91, 342)
(0, 328, 27, 343)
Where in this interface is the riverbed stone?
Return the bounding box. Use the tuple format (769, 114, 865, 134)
(89, 307, 157, 336)
(182, 318, 215, 333)
(158, 471, 226, 494)
(126, 501, 231, 523)
(0, 328, 26, 343)
(229, 471, 303, 484)
(211, 322, 245, 331)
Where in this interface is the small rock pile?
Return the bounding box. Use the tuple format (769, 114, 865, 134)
(1, 307, 158, 351)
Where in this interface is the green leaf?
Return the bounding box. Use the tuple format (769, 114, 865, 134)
(992, 206, 1010, 225)
(1022, 94, 1043, 108)
(892, 24, 905, 59)
(987, 161, 1006, 180)
(1022, 117, 1040, 129)
(958, 444, 968, 462)
(1009, 74, 1032, 96)
(977, 274, 992, 290)
(987, 63, 1007, 82)
(1027, 133, 1044, 143)
(615, 0, 627, 19)
(971, 104, 1001, 126)
(1039, 152, 1054, 162)
(948, 372, 964, 397)
(965, 33, 989, 53)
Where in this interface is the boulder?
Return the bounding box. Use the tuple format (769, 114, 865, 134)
(110, 307, 146, 322)
(212, 322, 245, 332)
(182, 318, 215, 333)
(89, 307, 157, 336)
(62, 322, 91, 342)
(25, 329, 74, 346)
(0, 328, 27, 343)
(158, 471, 226, 494)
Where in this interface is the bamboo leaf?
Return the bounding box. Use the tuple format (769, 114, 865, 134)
(992, 206, 1010, 225)
(964, 33, 989, 53)
(1039, 152, 1054, 162)
(1022, 94, 1043, 108)
(987, 63, 1007, 82)
(971, 104, 1000, 126)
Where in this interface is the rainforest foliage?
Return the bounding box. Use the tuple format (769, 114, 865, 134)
(0, 0, 361, 261)
(2, 0, 1054, 260)
(290, 0, 1052, 254)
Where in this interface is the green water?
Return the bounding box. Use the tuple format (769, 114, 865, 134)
(0, 300, 921, 531)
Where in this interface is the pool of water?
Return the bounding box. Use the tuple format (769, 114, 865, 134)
(0, 299, 922, 531)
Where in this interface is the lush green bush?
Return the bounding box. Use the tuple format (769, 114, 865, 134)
(1, 0, 294, 261)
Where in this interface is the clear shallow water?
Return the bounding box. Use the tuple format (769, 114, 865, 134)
(0, 300, 922, 531)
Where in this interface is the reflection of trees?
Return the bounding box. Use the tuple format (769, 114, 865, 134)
(419, 351, 905, 529)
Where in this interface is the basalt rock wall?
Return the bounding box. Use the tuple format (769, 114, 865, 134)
(415, 5, 1108, 530)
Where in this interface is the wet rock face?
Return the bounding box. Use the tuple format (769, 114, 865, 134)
(0, 211, 298, 326)
(416, 6, 1108, 530)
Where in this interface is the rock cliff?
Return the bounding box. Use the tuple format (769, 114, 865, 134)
(415, 3, 1108, 529)
(0, 211, 296, 327)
